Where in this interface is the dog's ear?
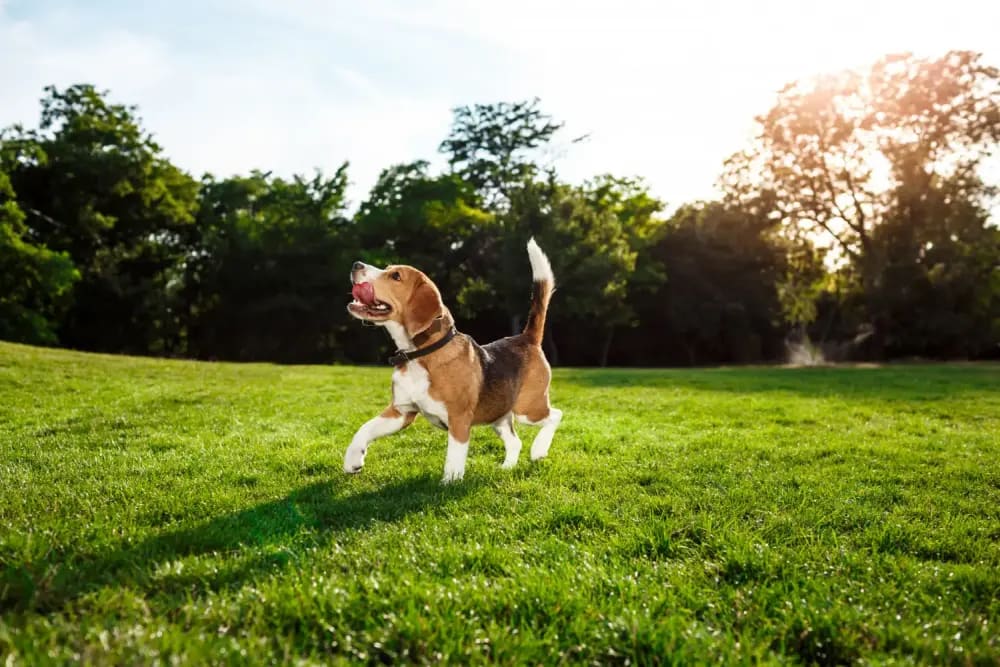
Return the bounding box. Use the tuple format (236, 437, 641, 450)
(404, 280, 443, 337)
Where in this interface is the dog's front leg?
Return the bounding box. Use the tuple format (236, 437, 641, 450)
(343, 405, 416, 473)
(442, 418, 471, 483)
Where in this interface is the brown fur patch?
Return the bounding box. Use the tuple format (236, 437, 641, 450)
(404, 280, 444, 337)
(413, 331, 553, 430)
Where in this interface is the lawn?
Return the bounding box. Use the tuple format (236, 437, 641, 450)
(0, 341, 998, 665)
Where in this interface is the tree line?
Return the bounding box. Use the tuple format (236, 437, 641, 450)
(2, 51, 998, 366)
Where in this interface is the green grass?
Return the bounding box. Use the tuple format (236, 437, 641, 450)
(1, 341, 998, 665)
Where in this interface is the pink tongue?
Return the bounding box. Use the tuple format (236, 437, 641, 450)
(352, 282, 376, 306)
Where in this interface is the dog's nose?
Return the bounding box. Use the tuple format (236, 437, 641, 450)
(352, 261, 364, 272)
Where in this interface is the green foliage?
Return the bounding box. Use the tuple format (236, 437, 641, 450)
(618, 202, 787, 366)
(529, 180, 635, 311)
(723, 51, 1000, 356)
(355, 160, 494, 311)
(438, 99, 630, 362)
(0, 169, 78, 344)
(484, 176, 644, 365)
(872, 169, 1000, 357)
(2, 84, 199, 353)
(776, 238, 828, 330)
(184, 168, 357, 363)
(584, 174, 665, 244)
(1, 343, 998, 663)
(2, 74, 997, 364)
(584, 174, 668, 307)
(439, 99, 563, 207)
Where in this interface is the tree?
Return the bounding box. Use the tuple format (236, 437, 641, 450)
(2, 84, 199, 354)
(439, 99, 564, 208)
(869, 168, 1000, 357)
(723, 51, 1000, 356)
(353, 161, 499, 345)
(0, 168, 78, 344)
(355, 161, 492, 279)
(437, 98, 655, 365)
(617, 202, 788, 366)
(500, 176, 639, 366)
(184, 167, 357, 363)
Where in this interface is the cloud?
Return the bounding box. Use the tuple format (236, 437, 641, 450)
(0, 7, 171, 127)
(0, 1, 453, 208)
(2, 0, 999, 212)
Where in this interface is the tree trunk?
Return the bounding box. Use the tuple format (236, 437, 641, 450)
(861, 251, 887, 361)
(599, 327, 615, 368)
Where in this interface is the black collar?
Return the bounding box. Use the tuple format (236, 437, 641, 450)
(388, 326, 458, 366)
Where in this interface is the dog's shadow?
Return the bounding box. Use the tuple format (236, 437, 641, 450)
(7, 474, 479, 613)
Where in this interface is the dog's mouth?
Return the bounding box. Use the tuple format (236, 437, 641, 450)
(348, 282, 392, 319)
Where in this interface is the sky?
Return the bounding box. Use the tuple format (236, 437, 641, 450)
(1, 0, 998, 211)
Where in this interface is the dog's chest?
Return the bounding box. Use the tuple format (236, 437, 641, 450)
(392, 362, 449, 429)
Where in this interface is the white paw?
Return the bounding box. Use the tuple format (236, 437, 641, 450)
(530, 439, 551, 460)
(501, 457, 519, 469)
(441, 466, 465, 483)
(442, 458, 466, 482)
(343, 445, 366, 473)
(442, 435, 468, 483)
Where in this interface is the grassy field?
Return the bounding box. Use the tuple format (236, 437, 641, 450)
(0, 341, 998, 665)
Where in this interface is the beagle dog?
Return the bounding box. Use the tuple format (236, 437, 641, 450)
(344, 238, 562, 482)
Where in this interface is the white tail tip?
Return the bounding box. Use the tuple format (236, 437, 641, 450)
(526, 237, 554, 285)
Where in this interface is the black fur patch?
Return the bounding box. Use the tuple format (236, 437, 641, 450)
(472, 335, 531, 423)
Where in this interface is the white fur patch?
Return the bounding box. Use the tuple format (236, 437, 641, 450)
(356, 264, 384, 282)
(343, 413, 407, 472)
(384, 320, 414, 350)
(442, 433, 468, 482)
(493, 415, 522, 469)
(516, 408, 563, 461)
(526, 237, 554, 285)
(392, 361, 449, 430)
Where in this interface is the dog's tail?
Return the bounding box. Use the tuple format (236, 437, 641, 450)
(522, 238, 555, 346)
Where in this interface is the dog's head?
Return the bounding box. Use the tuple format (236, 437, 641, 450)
(348, 261, 444, 336)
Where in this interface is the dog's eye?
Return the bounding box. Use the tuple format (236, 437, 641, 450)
(390, 271, 402, 281)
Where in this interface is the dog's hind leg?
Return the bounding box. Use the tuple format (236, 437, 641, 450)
(492, 413, 522, 469)
(516, 407, 563, 461)
(511, 347, 560, 462)
(343, 405, 416, 473)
